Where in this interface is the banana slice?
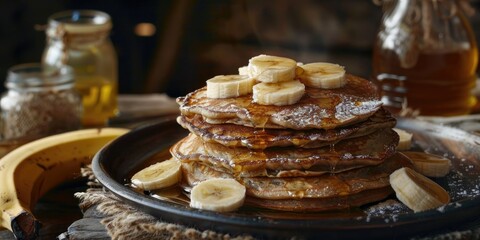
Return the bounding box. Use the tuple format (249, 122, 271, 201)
(253, 80, 305, 106)
(190, 178, 246, 212)
(403, 151, 451, 177)
(238, 66, 249, 76)
(131, 158, 182, 191)
(298, 62, 346, 89)
(393, 128, 413, 150)
(390, 167, 450, 212)
(248, 54, 297, 83)
(206, 75, 255, 99)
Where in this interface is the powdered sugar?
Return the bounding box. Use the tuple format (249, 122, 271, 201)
(272, 104, 330, 129)
(362, 199, 409, 223)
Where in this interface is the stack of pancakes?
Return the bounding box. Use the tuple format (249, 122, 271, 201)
(172, 74, 412, 212)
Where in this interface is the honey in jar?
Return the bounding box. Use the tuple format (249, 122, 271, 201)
(372, 0, 478, 116)
(42, 10, 118, 126)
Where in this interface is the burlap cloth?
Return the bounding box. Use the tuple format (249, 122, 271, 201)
(72, 166, 254, 240)
(73, 166, 480, 240)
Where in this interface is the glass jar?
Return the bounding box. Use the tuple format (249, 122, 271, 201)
(372, 0, 478, 116)
(0, 63, 82, 141)
(42, 10, 118, 127)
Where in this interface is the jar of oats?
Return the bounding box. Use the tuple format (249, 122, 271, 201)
(0, 63, 82, 141)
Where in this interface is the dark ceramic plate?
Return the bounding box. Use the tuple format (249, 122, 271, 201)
(92, 116, 480, 239)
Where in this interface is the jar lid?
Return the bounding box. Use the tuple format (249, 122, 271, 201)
(6, 63, 74, 90)
(47, 10, 112, 35)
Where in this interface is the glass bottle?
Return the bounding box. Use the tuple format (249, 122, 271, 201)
(0, 63, 82, 141)
(42, 10, 118, 127)
(372, 0, 478, 116)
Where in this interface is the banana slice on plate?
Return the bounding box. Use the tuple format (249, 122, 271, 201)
(131, 158, 182, 191)
(248, 54, 297, 83)
(206, 75, 255, 99)
(298, 62, 346, 89)
(403, 151, 451, 177)
(253, 80, 305, 106)
(393, 128, 413, 150)
(390, 167, 450, 212)
(190, 178, 246, 212)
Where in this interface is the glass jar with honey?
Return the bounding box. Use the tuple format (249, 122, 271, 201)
(42, 10, 118, 126)
(372, 0, 478, 116)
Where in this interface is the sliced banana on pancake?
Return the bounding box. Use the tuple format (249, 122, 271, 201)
(248, 54, 297, 83)
(393, 128, 413, 150)
(131, 158, 182, 191)
(190, 178, 246, 212)
(238, 66, 249, 75)
(206, 75, 255, 99)
(253, 80, 305, 106)
(179, 74, 382, 130)
(298, 62, 346, 89)
(390, 167, 450, 212)
(403, 151, 451, 177)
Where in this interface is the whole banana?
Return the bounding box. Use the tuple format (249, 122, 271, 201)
(0, 128, 128, 239)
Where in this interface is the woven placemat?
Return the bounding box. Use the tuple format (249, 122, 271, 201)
(69, 166, 480, 240)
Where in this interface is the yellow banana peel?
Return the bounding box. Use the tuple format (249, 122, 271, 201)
(0, 128, 129, 239)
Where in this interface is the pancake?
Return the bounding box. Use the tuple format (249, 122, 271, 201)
(177, 108, 396, 149)
(246, 187, 393, 212)
(177, 74, 381, 130)
(181, 153, 413, 211)
(170, 128, 399, 177)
